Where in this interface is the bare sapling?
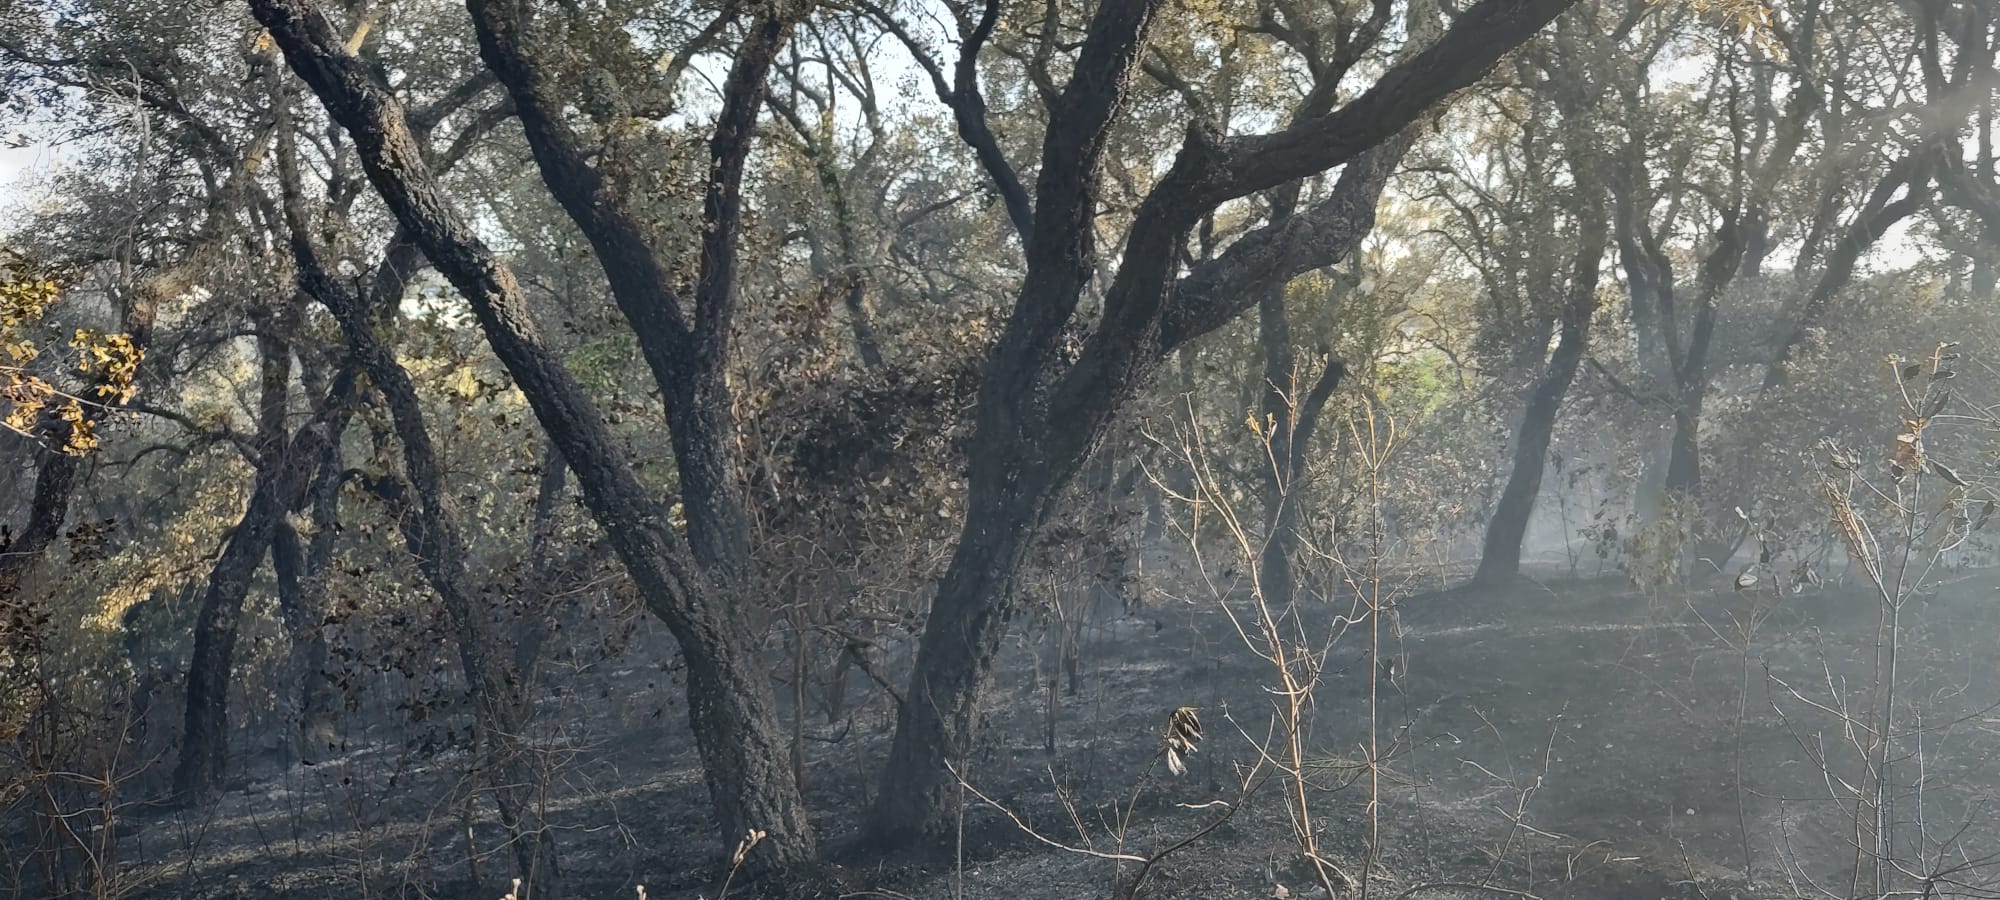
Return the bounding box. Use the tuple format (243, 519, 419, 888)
(1769, 342, 2000, 898)
(1142, 390, 1420, 899)
(947, 706, 1267, 900)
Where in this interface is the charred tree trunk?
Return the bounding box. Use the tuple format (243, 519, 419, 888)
(273, 82, 564, 894)
(175, 363, 356, 802)
(177, 173, 434, 802)
(1474, 306, 1595, 584)
(0, 451, 89, 602)
(865, 446, 1063, 846)
(248, 0, 817, 870)
(249, 0, 1573, 860)
(1475, 144, 1608, 585)
(1146, 350, 1202, 545)
(1257, 285, 1346, 609)
(870, 0, 1569, 848)
(1973, 222, 2000, 304)
(177, 311, 296, 797)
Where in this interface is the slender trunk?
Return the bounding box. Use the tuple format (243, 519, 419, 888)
(1660, 308, 1718, 504)
(1661, 212, 1739, 506)
(767, 95, 883, 368)
(1152, 348, 1199, 545)
(0, 452, 86, 602)
(1973, 223, 1999, 304)
(1258, 287, 1300, 610)
(866, 214, 1384, 851)
(364, 475, 562, 898)
(845, 274, 883, 368)
(513, 442, 568, 680)
(377, 355, 570, 888)
(1663, 404, 1702, 496)
(284, 239, 422, 765)
(1258, 287, 1345, 608)
(295, 426, 346, 758)
(270, 522, 314, 763)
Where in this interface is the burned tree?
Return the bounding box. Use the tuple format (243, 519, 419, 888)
(869, 0, 1582, 846)
(245, 0, 818, 870)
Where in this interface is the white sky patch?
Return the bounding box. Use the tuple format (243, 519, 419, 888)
(0, 143, 57, 182)
(0, 142, 65, 240)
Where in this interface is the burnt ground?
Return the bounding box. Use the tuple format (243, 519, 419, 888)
(54, 562, 2000, 900)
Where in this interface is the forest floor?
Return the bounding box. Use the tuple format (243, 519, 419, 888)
(83, 563, 2000, 900)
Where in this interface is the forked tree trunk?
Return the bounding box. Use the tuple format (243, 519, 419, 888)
(251, 0, 1574, 862)
(272, 78, 565, 892)
(248, 0, 816, 870)
(871, 4, 1534, 850)
(869, 0, 1572, 845)
(179, 315, 295, 796)
(176, 366, 356, 801)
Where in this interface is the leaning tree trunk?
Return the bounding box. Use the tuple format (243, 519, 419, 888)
(1764, 150, 1934, 389)
(273, 80, 565, 893)
(1474, 175, 1608, 585)
(868, 0, 1571, 847)
(865, 438, 1067, 847)
(247, 0, 816, 869)
(0, 279, 158, 603)
(176, 364, 356, 802)
(308, 273, 567, 898)
(1474, 320, 1589, 585)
